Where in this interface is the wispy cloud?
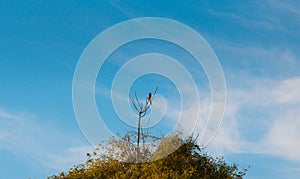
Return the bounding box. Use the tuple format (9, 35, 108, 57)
(216, 40, 298, 63)
(0, 109, 21, 120)
(271, 77, 300, 104)
(109, 0, 135, 19)
(0, 108, 93, 173)
(261, 107, 300, 161)
(206, 0, 300, 37)
(266, 0, 300, 17)
(206, 75, 300, 163)
(208, 8, 285, 32)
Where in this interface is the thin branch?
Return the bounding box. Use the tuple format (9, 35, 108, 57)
(134, 92, 142, 110)
(153, 86, 158, 97)
(128, 93, 139, 112)
(122, 135, 137, 150)
(145, 98, 149, 108)
(128, 86, 158, 162)
(141, 134, 162, 140)
(140, 111, 147, 118)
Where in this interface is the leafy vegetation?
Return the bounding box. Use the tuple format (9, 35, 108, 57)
(50, 89, 248, 178)
(49, 132, 248, 179)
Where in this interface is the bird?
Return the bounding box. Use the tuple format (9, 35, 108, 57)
(148, 93, 152, 105)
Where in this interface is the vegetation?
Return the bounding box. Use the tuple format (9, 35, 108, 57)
(49, 132, 248, 179)
(49, 88, 248, 178)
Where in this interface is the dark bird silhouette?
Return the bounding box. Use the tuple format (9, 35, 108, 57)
(148, 93, 152, 105)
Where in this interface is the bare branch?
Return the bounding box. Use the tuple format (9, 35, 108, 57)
(142, 133, 162, 140)
(129, 86, 158, 162)
(141, 105, 150, 114)
(122, 135, 137, 150)
(134, 92, 142, 110)
(153, 86, 158, 97)
(145, 98, 149, 108)
(140, 110, 147, 118)
(128, 93, 139, 112)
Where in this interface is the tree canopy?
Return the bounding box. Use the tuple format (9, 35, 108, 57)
(49, 132, 248, 179)
(50, 89, 248, 178)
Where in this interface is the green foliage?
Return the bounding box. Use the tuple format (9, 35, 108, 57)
(49, 132, 248, 179)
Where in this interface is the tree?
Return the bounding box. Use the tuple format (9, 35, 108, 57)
(49, 132, 248, 179)
(128, 86, 158, 163)
(49, 89, 248, 178)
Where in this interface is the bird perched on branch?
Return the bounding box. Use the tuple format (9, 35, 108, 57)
(148, 93, 152, 105)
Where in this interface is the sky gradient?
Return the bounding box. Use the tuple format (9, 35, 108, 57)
(1, 1, 300, 178)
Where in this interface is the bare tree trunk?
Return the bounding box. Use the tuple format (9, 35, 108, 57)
(128, 86, 157, 163)
(136, 112, 141, 163)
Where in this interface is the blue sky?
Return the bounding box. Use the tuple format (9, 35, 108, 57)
(1, 0, 300, 178)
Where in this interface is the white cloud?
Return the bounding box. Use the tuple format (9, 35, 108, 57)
(95, 72, 300, 163)
(271, 77, 300, 104)
(220, 43, 297, 65)
(0, 109, 21, 120)
(260, 107, 300, 161)
(266, 0, 300, 17)
(0, 108, 93, 172)
(161, 87, 227, 148)
(43, 145, 94, 170)
(206, 0, 300, 37)
(208, 8, 284, 32)
(206, 101, 246, 155)
(206, 76, 300, 162)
